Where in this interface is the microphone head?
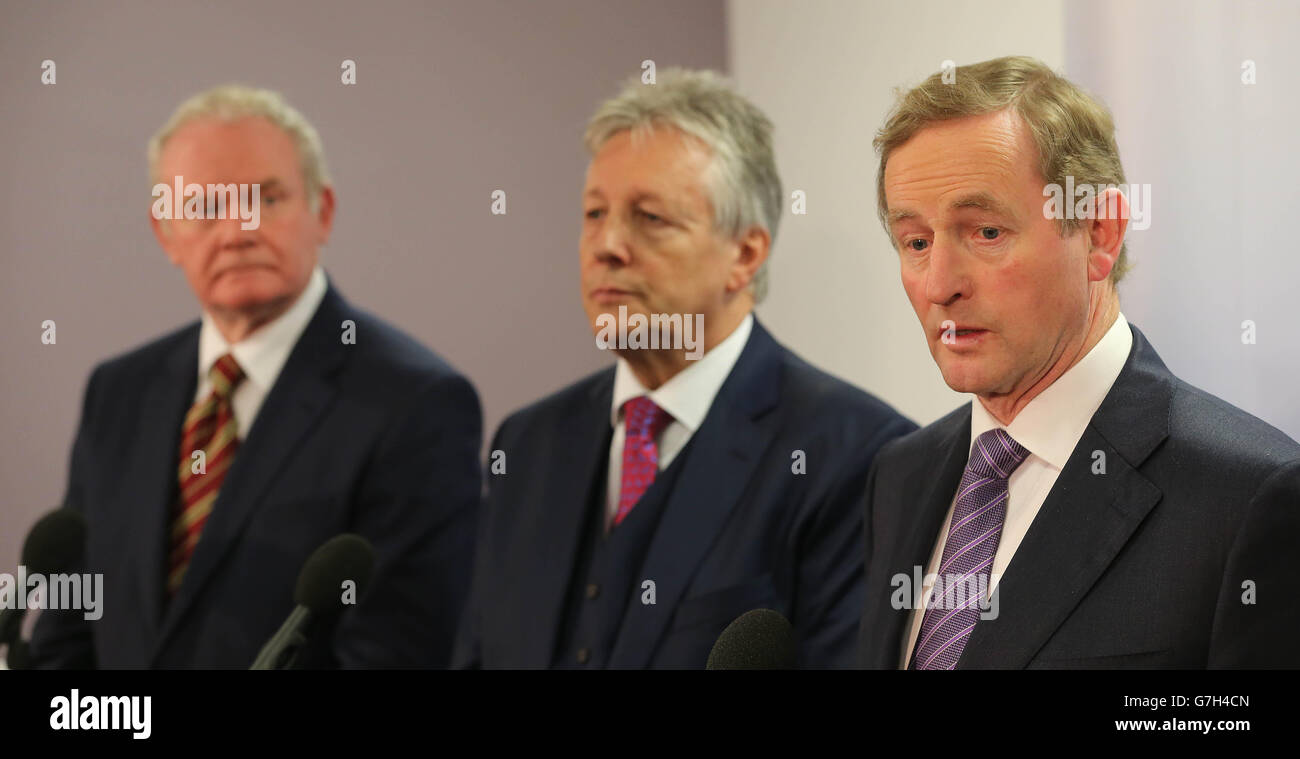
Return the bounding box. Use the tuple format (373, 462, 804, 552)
(294, 534, 374, 618)
(21, 509, 87, 575)
(706, 608, 796, 670)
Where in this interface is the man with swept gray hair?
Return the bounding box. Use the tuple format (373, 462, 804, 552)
(29, 84, 482, 668)
(454, 69, 914, 669)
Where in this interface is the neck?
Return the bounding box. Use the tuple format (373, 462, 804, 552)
(620, 305, 749, 390)
(977, 287, 1119, 426)
(208, 294, 295, 344)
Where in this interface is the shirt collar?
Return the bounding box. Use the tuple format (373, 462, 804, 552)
(197, 265, 329, 391)
(610, 313, 754, 431)
(969, 312, 1133, 470)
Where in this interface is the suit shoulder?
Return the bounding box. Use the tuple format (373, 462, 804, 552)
(90, 321, 199, 386)
(876, 404, 967, 462)
(341, 304, 472, 392)
(494, 366, 613, 442)
(1166, 378, 1300, 475)
(777, 347, 916, 437)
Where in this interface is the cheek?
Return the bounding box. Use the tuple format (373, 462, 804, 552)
(1017, 229, 1076, 283)
(699, 238, 738, 282)
(179, 243, 213, 276)
(986, 271, 1039, 339)
(261, 224, 307, 268)
(1012, 238, 1084, 314)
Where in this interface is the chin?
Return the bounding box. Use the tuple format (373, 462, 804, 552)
(582, 302, 608, 324)
(208, 277, 291, 313)
(936, 361, 991, 395)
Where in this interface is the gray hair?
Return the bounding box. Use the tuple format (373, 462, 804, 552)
(147, 84, 331, 212)
(583, 68, 782, 302)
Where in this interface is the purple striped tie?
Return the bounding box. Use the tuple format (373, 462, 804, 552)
(911, 428, 1029, 670)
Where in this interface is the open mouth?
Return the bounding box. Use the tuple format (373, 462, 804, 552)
(940, 326, 988, 347)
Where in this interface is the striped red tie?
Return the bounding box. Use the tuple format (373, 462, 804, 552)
(614, 396, 672, 526)
(167, 353, 245, 597)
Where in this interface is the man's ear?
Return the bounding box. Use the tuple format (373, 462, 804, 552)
(315, 186, 336, 246)
(1085, 187, 1128, 283)
(727, 225, 770, 294)
(150, 210, 182, 266)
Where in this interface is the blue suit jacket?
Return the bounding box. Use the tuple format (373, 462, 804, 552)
(30, 279, 482, 668)
(454, 319, 916, 668)
(858, 323, 1300, 668)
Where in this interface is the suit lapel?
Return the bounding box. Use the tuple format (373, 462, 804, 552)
(154, 286, 349, 657)
(511, 373, 613, 667)
(958, 324, 1172, 668)
(121, 327, 200, 644)
(864, 407, 970, 669)
(608, 321, 782, 668)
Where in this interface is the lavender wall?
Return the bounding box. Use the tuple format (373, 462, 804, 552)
(0, 0, 727, 569)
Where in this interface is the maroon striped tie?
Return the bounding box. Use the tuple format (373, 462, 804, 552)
(167, 353, 245, 597)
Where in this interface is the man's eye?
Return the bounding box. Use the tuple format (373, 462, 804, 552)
(585, 209, 603, 220)
(979, 227, 1000, 240)
(907, 238, 928, 252)
(639, 210, 666, 224)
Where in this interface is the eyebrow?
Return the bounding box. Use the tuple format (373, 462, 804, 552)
(887, 208, 918, 226)
(887, 192, 1016, 227)
(584, 187, 666, 200)
(949, 192, 1015, 218)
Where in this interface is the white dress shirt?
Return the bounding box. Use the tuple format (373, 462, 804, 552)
(193, 265, 328, 439)
(604, 313, 754, 530)
(899, 312, 1134, 668)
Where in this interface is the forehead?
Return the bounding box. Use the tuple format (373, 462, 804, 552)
(584, 126, 713, 197)
(884, 109, 1039, 215)
(158, 116, 301, 180)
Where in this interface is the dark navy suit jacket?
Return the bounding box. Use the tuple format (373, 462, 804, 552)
(858, 323, 1300, 669)
(30, 279, 482, 668)
(454, 318, 916, 668)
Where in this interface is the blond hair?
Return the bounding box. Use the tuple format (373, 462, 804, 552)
(874, 56, 1130, 282)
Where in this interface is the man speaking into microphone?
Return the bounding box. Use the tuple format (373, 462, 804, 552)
(858, 57, 1300, 669)
(29, 84, 482, 669)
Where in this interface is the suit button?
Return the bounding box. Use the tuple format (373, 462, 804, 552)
(576, 648, 590, 664)
(585, 583, 600, 600)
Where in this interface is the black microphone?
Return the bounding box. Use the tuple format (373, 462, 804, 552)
(705, 608, 796, 670)
(1, 509, 87, 669)
(250, 534, 374, 670)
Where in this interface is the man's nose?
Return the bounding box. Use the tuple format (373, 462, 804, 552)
(213, 215, 259, 250)
(593, 213, 633, 265)
(924, 235, 969, 306)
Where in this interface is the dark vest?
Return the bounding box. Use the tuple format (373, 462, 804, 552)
(552, 435, 695, 668)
